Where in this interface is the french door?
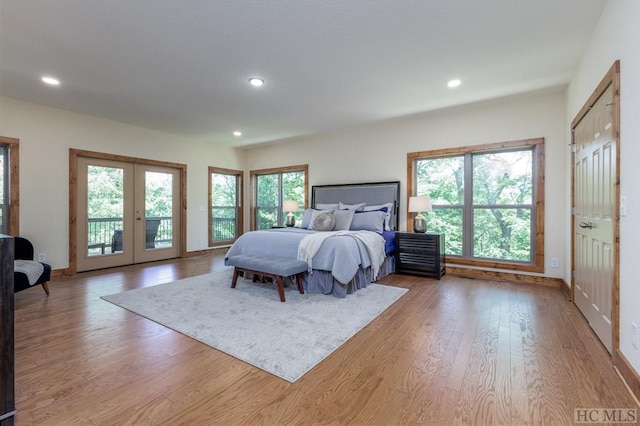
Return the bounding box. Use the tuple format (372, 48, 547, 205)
(76, 157, 181, 272)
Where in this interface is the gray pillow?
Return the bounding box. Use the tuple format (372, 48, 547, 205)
(350, 210, 386, 233)
(300, 208, 313, 228)
(332, 209, 355, 231)
(364, 202, 394, 230)
(312, 212, 335, 231)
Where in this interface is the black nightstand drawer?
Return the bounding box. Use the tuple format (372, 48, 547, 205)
(395, 232, 445, 279)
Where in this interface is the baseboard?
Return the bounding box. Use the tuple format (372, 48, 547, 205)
(445, 265, 563, 287)
(560, 279, 571, 301)
(184, 247, 228, 258)
(613, 349, 640, 404)
(51, 268, 73, 279)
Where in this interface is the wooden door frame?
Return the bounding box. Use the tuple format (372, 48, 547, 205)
(0, 136, 20, 236)
(69, 149, 187, 274)
(570, 60, 620, 351)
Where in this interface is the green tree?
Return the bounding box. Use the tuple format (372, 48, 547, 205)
(211, 172, 239, 241)
(416, 149, 533, 262)
(87, 165, 124, 218)
(256, 171, 305, 228)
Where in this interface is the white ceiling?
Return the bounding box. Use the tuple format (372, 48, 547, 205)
(0, 0, 607, 147)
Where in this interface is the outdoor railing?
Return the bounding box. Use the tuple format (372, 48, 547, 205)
(212, 217, 236, 241)
(87, 215, 237, 254)
(87, 216, 172, 254)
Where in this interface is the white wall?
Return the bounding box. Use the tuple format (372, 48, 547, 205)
(246, 89, 568, 279)
(0, 96, 245, 269)
(567, 0, 640, 374)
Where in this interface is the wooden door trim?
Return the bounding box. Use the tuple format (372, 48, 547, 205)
(0, 136, 20, 236)
(570, 60, 621, 352)
(69, 149, 187, 274)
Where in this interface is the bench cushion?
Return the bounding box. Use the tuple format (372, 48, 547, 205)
(227, 255, 308, 277)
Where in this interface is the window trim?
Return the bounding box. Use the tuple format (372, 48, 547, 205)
(250, 164, 308, 231)
(208, 166, 243, 247)
(0, 136, 19, 236)
(407, 137, 544, 273)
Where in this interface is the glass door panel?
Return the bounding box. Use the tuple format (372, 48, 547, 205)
(133, 165, 180, 263)
(86, 165, 125, 257)
(144, 170, 174, 250)
(77, 158, 134, 272)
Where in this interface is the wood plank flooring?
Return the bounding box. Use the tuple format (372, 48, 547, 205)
(12, 252, 638, 425)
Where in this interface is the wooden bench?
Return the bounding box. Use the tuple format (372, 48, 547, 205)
(226, 255, 307, 302)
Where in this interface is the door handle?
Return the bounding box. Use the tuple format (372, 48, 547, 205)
(579, 221, 594, 229)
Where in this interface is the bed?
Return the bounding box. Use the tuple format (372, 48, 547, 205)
(224, 181, 400, 297)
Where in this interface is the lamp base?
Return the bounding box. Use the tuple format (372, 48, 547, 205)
(413, 217, 426, 233)
(285, 214, 296, 227)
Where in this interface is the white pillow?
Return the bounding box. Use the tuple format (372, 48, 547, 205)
(363, 203, 394, 230)
(315, 203, 339, 210)
(339, 202, 366, 211)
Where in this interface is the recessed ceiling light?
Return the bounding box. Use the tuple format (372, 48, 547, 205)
(248, 77, 264, 87)
(42, 76, 60, 86)
(447, 79, 461, 88)
(233, 131, 242, 137)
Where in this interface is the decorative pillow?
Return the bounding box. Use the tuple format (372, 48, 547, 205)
(312, 212, 336, 231)
(332, 209, 355, 231)
(306, 209, 331, 229)
(350, 210, 386, 233)
(339, 202, 366, 211)
(300, 208, 314, 228)
(315, 203, 339, 210)
(364, 203, 394, 230)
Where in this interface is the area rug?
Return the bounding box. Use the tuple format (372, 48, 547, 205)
(101, 269, 408, 382)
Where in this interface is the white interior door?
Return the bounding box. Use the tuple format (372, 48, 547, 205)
(77, 158, 181, 272)
(573, 84, 615, 353)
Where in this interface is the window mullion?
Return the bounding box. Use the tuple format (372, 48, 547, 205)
(463, 153, 474, 257)
(278, 173, 283, 226)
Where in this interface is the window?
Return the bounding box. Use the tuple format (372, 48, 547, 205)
(209, 167, 243, 246)
(408, 138, 544, 272)
(0, 136, 19, 236)
(251, 165, 308, 229)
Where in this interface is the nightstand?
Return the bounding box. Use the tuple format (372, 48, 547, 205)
(395, 232, 445, 279)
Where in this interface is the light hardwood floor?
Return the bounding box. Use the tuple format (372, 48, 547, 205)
(13, 252, 638, 425)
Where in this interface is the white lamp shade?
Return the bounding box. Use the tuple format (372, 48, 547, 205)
(408, 196, 432, 213)
(283, 200, 299, 212)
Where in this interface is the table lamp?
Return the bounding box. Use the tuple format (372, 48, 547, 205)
(283, 200, 299, 227)
(408, 196, 432, 233)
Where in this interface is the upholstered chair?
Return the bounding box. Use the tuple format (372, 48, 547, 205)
(13, 237, 51, 295)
